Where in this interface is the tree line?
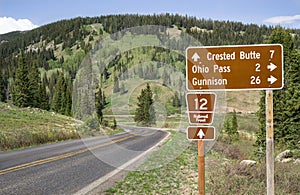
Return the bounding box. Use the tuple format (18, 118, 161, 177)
(254, 27, 300, 158)
(0, 14, 299, 143)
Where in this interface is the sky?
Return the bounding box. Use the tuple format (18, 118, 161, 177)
(1, 0, 300, 34)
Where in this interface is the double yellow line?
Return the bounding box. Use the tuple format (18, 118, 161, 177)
(0, 134, 136, 175)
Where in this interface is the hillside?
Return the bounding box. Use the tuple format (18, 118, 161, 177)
(0, 14, 299, 151)
(1, 14, 281, 118)
(0, 102, 80, 150)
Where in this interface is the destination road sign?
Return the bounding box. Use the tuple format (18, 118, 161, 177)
(186, 92, 216, 124)
(187, 126, 215, 140)
(186, 44, 283, 91)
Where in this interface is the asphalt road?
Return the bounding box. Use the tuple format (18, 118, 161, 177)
(0, 126, 168, 195)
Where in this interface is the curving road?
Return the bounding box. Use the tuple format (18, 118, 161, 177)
(0, 126, 168, 195)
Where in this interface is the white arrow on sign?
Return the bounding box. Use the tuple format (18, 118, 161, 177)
(268, 75, 277, 84)
(197, 129, 205, 139)
(192, 52, 200, 62)
(267, 63, 277, 72)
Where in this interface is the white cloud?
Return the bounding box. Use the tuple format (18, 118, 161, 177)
(0, 17, 39, 34)
(264, 14, 300, 24)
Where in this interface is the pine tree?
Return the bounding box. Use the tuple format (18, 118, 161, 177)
(162, 67, 170, 86)
(172, 91, 181, 107)
(134, 83, 156, 126)
(52, 72, 67, 114)
(113, 76, 120, 93)
(112, 117, 117, 129)
(13, 51, 30, 107)
(0, 73, 6, 102)
(223, 115, 232, 134)
(254, 27, 300, 158)
(95, 87, 103, 123)
(120, 82, 126, 94)
(27, 62, 41, 108)
(231, 109, 238, 134)
(38, 80, 50, 110)
(65, 84, 72, 116)
(102, 91, 106, 107)
(223, 110, 239, 143)
(102, 67, 110, 80)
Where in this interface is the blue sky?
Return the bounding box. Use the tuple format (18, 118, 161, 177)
(1, 0, 300, 34)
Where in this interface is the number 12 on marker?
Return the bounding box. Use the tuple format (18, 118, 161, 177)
(186, 92, 216, 125)
(194, 98, 208, 110)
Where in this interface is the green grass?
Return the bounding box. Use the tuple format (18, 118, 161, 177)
(226, 91, 260, 113)
(0, 102, 80, 151)
(237, 113, 259, 133)
(207, 136, 300, 194)
(106, 131, 198, 194)
(105, 129, 300, 194)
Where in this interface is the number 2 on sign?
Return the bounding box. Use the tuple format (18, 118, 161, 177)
(194, 98, 208, 110)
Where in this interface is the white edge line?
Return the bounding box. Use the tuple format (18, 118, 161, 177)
(74, 130, 171, 195)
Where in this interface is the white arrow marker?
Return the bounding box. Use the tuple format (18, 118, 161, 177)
(267, 63, 277, 71)
(197, 129, 205, 139)
(268, 75, 277, 84)
(192, 52, 200, 62)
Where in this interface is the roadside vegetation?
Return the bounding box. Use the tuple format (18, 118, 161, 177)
(106, 115, 300, 194)
(0, 14, 299, 193)
(0, 102, 79, 151)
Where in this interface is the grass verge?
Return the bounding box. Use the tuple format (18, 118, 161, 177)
(105, 130, 300, 194)
(0, 102, 80, 151)
(106, 131, 198, 194)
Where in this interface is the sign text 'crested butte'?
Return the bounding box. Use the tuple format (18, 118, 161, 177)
(186, 44, 283, 90)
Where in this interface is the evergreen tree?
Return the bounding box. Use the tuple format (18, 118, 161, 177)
(134, 83, 156, 126)
(231, 109, 238, 134)
(95, 87, 103, 123)
(52, 72, 67, 114)
(120, 82, 126, 94)
(254, 27, 300, 158)
(102, 91, 106, 107)
(38, 80, 50, 110)
(113, 76, 120, 93)
(112, 117, 117, 129)
(12, 51, 30, 107)
(223, 115, 231, 135)
(65, 84, 72, 116)
(162, 67, 170, 86)
(0, 73, 6, 102)
(223, 110, 239, 143)
(102, 67, 110, 80)
(27, 62, 41, 108)
(172, 91, 181, 107)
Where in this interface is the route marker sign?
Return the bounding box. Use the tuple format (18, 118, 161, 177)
(186, 44, 283, 91)
(187, 126, 215, 141)
(186, 92, 216, 125)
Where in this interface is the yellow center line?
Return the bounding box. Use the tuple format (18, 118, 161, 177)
(0, 134, 136, 175)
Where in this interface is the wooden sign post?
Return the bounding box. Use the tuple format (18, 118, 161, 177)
(266, 90, 274, 195)
(186, 44, 283, 194)
(198, 140, 205, 195)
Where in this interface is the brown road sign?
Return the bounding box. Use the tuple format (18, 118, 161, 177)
(186, 92, 216, 124)
(187, 126, 215, 140)
(186, 44, 283, 91)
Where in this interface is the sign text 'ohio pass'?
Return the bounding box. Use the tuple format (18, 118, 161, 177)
(186, 44, 283, 91)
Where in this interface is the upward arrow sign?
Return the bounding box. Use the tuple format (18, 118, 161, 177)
(197, 129, 205, 139)
(192, 52, 200, 62)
